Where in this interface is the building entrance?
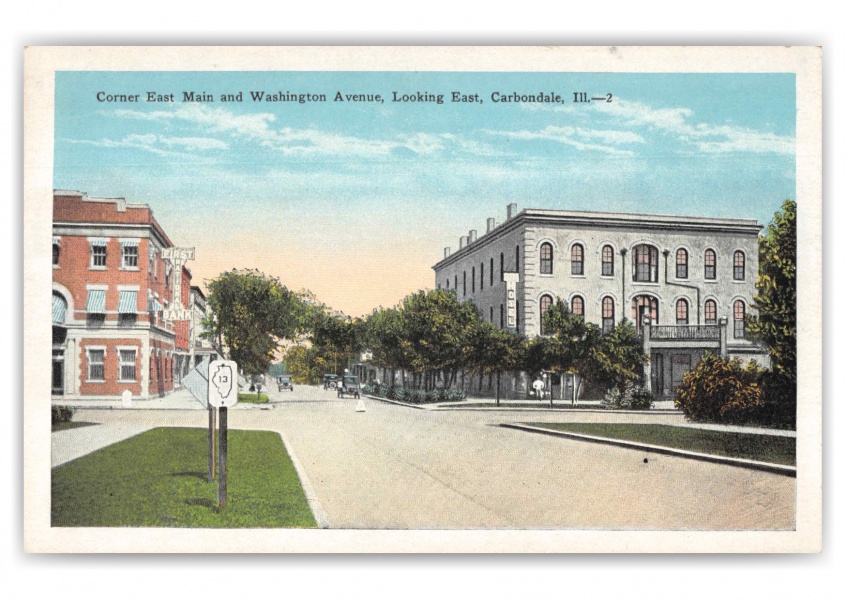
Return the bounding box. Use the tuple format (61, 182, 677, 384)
(52, 350, 64, 395)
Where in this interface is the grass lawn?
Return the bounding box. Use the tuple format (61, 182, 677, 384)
(238, 393, 269, 404)
(525, 423, 796, 466)
(52, 427, 317, 528)
(462, 402, 606, 409)
(52, 421, 98, 432)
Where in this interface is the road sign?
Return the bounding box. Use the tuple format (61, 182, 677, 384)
(182, 357, 211, 407)
(209, 360, 239, 408)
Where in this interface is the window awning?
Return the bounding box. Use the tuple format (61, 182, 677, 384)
(52, 236, 61, 245)
(120, 239, 139, 248)
(118, 290, 137, 313)
(147, 295, 162, 312)
(52, 294, 67, 324)
(89, 238, 108, 247)
(85, 289, 106, 313)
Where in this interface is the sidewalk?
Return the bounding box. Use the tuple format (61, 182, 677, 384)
(51, 387, 274, 410)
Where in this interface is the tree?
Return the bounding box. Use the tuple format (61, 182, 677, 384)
(747, 199, 797, 383)
(311, 312, 362, 374)
(465, 321, 525, 405)
(203, 269, 310, 377)
(593, 319, 649, 393)
(362, 306, 412, 384)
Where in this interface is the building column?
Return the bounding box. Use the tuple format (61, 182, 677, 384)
(719, 317, 728, 357)
(140, 336, 150, 399)
(64, 337, 77, 395)
(642, 315, 652, 393)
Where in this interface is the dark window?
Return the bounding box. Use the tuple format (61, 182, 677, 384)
(602, 245, 614, 276)
(705, 299, 717, 324)
(119, 349, 137, 381)
(471, 267, 475, 293)
(88, 349, 105, 381)
(480, 262, 484, 291)
(463, 271, 466, 296)
(540, 242, 553, 274)
(632, 244, 659, 282)
(122, 244, 139, 268)
(500, 253, 504, 282)
(632, 295, 659, 332)
(52, 242, 60, 266)
(602, 297, 615, 334)
(454, 275, 457, 290)
(91, 244, 107, 267)
(445, 278, 449, 289)
(516, 300, 520, 333)
(734, 300, 746, 338)
(516, 245, 520, 273)
(571, 244, 584, 275)
(676, 249, 688, 279)
(539, 294, 553, 335)
(571, 295, 584, 319)
(500, 304, 504, 328)
(734, 251, 745, 281)
(705, 249, 717, 280)
(490, 258, 494, 286)
(490, 306, 494, 322)
(676, 299, 689, 325)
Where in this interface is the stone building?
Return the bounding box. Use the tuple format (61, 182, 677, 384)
(432, 204, 769, 400)
(52, 190, 192, 401)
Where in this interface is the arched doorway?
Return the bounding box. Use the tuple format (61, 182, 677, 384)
(631, 294, 659, 333)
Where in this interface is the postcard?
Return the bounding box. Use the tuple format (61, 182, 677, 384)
(24, 46, 822, 552)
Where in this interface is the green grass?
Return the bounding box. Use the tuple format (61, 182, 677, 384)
(238, 393, 269, 404)
(52, 421, 98, 432)
(525, 423, 796, 466)
(52, 427, 317, 528)
(462, 402, 603, 409)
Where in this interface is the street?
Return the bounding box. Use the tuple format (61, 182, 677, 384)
(54, 384, 796, 530)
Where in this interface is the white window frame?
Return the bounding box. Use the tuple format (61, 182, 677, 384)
(116, 346, 138, 382)
(121, 239, 140, 270)
(86, 346, 106, 382)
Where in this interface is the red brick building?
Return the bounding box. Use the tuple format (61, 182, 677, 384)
(52, 190, 193, 400)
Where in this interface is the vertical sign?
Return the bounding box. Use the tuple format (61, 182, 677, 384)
(161, 247, 195, 321)
(503, 273, 520, 332)
(208, 359, 238, 507)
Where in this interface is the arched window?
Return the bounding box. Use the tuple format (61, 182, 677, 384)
(454, 275, 457, 290)
(52, 292, 67, 325)
(734, 300, 746, 338)
(632, 244, 659, 282)
(500, 252, 504, 282)
(602, 297, 615, 333)
(704, 299, 717, 324)
(540, 242, 553, 274)
(734, 251, 746, 281)
(571, 295, 584, 319)
(676, 299, 689, 325)
(704, 249, 717, 280)
(676, 248, 688, 279)
(601, 245, 614, 276)
(571, 244, 584, 275)
(539, 294, 553, 335)
(632, 295, 659, 332)
(52, 238, 60, 266)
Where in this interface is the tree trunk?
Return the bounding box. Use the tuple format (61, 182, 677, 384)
(496, 371, 501, 406)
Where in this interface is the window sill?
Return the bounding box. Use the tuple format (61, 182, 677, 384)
(89, 266, 108, 271)
(538, 273, 554, 278)
(569, 274, 586, 279)
(117, 379, 137, 384)
(85, 379, 106, 383)
(703, 279, 719, 284)
(120, 267, 140, 271)
(631, 281, 660, 286)
(599, 274, 615, 279)
(732, 279, 747, 284)
(53, 265, 60, 270)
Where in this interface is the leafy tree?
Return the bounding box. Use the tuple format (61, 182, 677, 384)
(311, 312, 363, 374)
(593, 319, 649, 393)
(362, 307, 412, 383)
(203, 269, 310, 377)
(676, 354, 765, 424)
(748, 199, 797, 383)
(465, 321, 525, 405)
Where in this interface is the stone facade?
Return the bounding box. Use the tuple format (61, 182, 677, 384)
(433, 205, 769, 399)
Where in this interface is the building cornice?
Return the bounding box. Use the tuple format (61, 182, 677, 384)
(53, 221, 172, 248)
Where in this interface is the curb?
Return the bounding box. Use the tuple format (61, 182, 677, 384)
(278, 433, 332, 529)
(364, 395, 681, 415)
(499, 423, 797, 477)
(363, 395, 428, 409)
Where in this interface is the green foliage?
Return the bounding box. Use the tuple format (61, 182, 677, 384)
(601, 383, 654, 410)
(675, 354, 766, 424)
(748, 199, 797, 383)
(237, 393, 269, 404)
(51, 405, 75, 423)
(594, 319, 650, 392)
(203, 269, 311, 377)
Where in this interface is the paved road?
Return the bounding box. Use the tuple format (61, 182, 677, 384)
(55, 385, 796, 530)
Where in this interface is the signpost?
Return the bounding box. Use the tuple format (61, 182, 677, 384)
(208, 360, 238, 507)
(181, 358, 216, 482)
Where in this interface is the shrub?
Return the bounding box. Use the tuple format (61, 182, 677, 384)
(52, 405, 75, 423)
(444, 388, 466, 402)
(601, 384, 653, 410)
(675, 354, 765, 424)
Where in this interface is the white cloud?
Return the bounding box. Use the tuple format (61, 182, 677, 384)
(483, 125, 638, 156)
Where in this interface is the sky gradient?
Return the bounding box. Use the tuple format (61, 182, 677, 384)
(53, 71, 796, 316)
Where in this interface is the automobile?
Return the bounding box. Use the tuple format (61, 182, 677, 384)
(323, 374, 339, 390)
(277, 376, 294, 392)
(337, 374, 361, 399)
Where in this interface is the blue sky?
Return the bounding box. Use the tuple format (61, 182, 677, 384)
(54, 71, 795, 315)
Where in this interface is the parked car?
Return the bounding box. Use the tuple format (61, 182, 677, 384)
(337, 374, 361, 399)
(323, 374, 339, 390)
(277, 376, 294, 392)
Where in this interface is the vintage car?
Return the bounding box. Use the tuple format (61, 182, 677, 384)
(337, 374, 361, 399)
(277, 376, 294, 392)
(323, 374, 339, 390)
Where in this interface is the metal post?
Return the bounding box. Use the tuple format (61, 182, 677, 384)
(218, 406, 228, 508)
(207, 406, 216, 482)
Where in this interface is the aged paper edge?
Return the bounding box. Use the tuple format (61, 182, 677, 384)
(23, 46, 823, 553)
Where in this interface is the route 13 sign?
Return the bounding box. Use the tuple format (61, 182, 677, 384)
(208, 360, 239, 408)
